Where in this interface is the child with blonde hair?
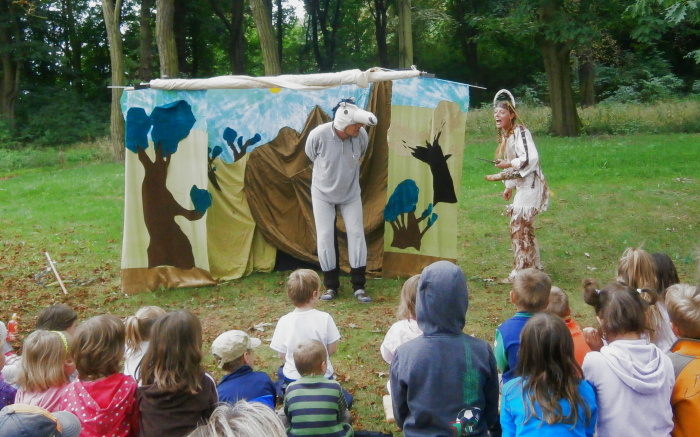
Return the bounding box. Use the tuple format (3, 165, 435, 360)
(495, 268, 551, 384)
(617, 247, 675, 351)
(270, 269, 341, 383)
(123, 306, 166, 381)
(16, 330, 74, 411)
(138, 310, 217, 436)
(581, 279, 674, 437)
(664, 283, 700, 437)
(547, 286, 591, 366)
(284, 339, 352, 437)
(61, 314, 139, 436)
(380, 275, 423, 364)
(501, 312, 597, 436)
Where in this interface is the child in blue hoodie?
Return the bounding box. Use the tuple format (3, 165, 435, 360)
(390, 261, 500, 437)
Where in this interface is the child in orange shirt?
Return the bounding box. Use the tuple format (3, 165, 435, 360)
(547, 286, 591, 366)
(665, 283, 700, 437)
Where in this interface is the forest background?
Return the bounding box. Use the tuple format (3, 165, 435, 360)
(1, 0, 699, 152)
(1, 1, 700, 434)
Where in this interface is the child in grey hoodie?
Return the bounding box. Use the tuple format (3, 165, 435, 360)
(390, 261, 500, 437)
(581, 279, 674, 437)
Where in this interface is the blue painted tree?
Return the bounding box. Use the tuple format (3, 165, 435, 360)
(207, 128, 262, 191)
(126, 100, 212, 269)
(384, 179, 437, 250)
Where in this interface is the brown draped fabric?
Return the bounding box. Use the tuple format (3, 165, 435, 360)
(243, 82, 392, 275)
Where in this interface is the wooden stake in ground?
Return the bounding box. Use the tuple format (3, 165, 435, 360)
(44, 252, 68, 295)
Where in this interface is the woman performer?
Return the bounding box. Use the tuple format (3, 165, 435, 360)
(486, 90, 549, 284)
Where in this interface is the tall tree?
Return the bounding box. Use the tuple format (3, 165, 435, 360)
(139, 0, 155, 82)
(397, 0, 413, 68)
(209, 0, 247, 74)
(536, 0, 581, 136)
(62, 0, 83, 92)
(156, 0, 179, 77)
(304, 0, 343, 71)
(447, 0, 482, 83)
(0, 0, 21, 127)
(275, 0, 284, 67)
(102, 0, 127, 161)
(368, 0, 391, 67)
(250, 0, 282, 74)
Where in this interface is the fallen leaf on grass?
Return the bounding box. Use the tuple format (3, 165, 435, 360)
(348, 323, 359, 329)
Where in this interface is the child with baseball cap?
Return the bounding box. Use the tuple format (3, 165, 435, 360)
(212, 330, 276, 409)
(0, 404, 81, 437)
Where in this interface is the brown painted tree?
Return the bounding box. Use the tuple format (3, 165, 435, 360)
(126, 101, 212, 269)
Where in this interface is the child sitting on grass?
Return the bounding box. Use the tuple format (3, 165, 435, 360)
(61, 314, 139, 436)
(581, 279, 674, 437)
(380, 275, 422, 365)
(391, 261, 500, 437)
(664, 283, 700, 437)
(211, 329, 275, 408)
(123, 305, 166, 381)
(16, 330, 74, 411)
(284, 339, 352, 437)
(495, 268, 551, 385)
(138, 310, 218, 437)
(270, 269, 341, 390)
(0, 330, 16, 410)
(547, 286, 591, 366)
(501, 312, 597, 437)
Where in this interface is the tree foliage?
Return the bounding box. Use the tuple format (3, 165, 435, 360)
(1, 0, 698, 148)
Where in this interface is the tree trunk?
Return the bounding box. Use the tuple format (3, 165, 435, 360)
(156, 0, 178, 77)
(539, 39, 581, 136)
(139, 0, 154, 82)
(579, 58, 595, 108)
(174, 0, 189, 76)
(537, 0, 580, 136)
(64, 0, 83, 93)
(275, 0, 283, 68)
(0, 0, 21, 127)
(250, 0, 281, 75)
(305, 0, 341, 72)
(449, 0, 480, 83)
(398, 0, 413, 68)
(369, 0, 389, 67)
(207, 0, 246, 74)
(102, 0, 127, 161)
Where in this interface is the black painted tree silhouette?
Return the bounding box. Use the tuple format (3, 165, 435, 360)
(408, 131, 457, 205)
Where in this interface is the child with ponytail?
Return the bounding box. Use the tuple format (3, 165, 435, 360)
(123, 306, 166, 381)
(581, 279, 674, 437)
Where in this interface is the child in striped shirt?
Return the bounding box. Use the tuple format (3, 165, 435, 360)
(283, 339, 352, 437)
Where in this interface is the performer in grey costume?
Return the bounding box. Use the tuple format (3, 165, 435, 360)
(305, 99, 377, 303)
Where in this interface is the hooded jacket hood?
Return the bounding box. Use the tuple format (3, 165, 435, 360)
(600, 339, 669, 394)
(416, 261, 468, 336)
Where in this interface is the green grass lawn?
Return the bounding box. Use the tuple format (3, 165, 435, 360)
(1, 133, 698, 434)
